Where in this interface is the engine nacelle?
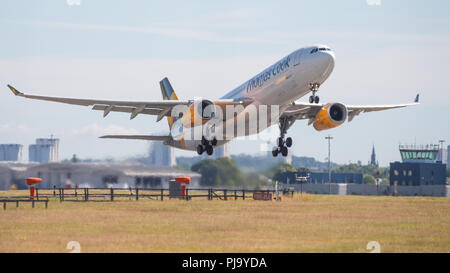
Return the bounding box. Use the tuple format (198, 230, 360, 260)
(181, 99, 216, 127)
(313, 102, 347, 131)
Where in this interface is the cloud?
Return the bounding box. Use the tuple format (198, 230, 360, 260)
(366, 0, 381, 6)
(6, 20, 273, 44)
(0, 124, 32, 134)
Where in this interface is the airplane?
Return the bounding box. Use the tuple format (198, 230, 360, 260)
(7, 44, 419, 157)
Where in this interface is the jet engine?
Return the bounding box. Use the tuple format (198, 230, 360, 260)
(313, 102, 347, 131)
(181, 99, 216, 127)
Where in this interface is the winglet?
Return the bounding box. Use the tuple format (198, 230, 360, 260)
(414, 93, 420, 103)
(7, 85, 23, 96)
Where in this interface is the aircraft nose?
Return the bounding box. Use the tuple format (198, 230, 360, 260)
(316, 50, 335, 76)
(318, 51, 334, 69)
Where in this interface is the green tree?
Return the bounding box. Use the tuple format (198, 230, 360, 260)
(71, 154, 79, 163)
(173, 165, 185, 171)
(297, 167, 311, 173)
(272, 163, 297, 182)
(191, 158, 245, 187)
(191, 159, 218, 186)
(363, 174, 376, 184)
(332, 164, 389, 180)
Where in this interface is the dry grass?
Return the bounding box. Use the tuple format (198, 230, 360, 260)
(0, 190, 449, 253)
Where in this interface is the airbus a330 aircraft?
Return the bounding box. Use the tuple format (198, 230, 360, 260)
(8, 45, 419, 157)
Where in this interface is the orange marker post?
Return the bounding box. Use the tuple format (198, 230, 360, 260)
(175, 176, 190, 200)
(26, 177, 42, 200)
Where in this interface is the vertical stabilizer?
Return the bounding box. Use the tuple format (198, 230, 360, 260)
(159, 77, 179, 128)
(160, 77, 179, 101)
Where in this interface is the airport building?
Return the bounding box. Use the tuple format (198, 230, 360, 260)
(0, 162, 201, 190)
(283, 171, 363, 184)
(448, 145, 450, 166)
(148, 141, 175, 167)
(0, 144, 23, 162)
(29, 138, 60, 163)
(390, 144, 446, 186)
(437, 145, 447, 165)
(0, 162, 39, 190)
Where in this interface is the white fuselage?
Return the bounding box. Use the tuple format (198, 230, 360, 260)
(169, 45, 335, 150)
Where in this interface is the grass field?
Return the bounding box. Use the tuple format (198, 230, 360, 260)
(0, 190, 449, 253)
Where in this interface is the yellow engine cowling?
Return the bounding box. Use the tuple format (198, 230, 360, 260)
(180, 99, 216, 128)
(313, 102, 348, 131)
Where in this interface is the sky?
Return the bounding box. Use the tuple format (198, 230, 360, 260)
(0, 0, 449, 166)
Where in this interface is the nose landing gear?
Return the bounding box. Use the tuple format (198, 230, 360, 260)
(309, 82, 320, 104)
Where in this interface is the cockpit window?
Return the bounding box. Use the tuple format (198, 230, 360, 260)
(310, 47, 331, 54)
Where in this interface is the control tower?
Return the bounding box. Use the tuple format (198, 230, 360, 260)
(390, 143, 446, 186)
(399, 144, 440, 163)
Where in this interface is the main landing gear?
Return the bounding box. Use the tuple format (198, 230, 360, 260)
(272, 116, 295, 157)
(197, 136, 217, 156)
(309, 82, 320, 104)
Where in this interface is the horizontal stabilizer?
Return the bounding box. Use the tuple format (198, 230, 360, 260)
(99, 135, 171, 141)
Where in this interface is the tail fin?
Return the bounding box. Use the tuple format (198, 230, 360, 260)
(160, 77, 179, 101)
(159, 77, 179, 128)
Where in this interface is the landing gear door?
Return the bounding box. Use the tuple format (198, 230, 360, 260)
(293, 50, 303, 66)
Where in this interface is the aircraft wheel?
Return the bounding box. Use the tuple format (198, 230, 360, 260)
(286, 137, 293, 148)
(309, 96, 314, 103)
(281, 146, 288, 157)
(197, 145, 204, 155)
(314, 96, 320, 104)
(211, 137, 217, 146)
(272, 147, 279, 157)
(206, 145, 214, 156)
(201, 137, 208, 146)
(278, 137, 284, 147)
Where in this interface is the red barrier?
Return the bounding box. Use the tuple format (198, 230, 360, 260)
(253, 192, 273, 201)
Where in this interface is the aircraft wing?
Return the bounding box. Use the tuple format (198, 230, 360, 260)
(7, 84, 255, 121)
(282, 94, 420, 123)
(99, 135, 171, 141)
(7, 84, 190, 120)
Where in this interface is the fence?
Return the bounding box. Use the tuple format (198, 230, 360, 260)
(24, 187, 295, 202)
(1, 199, 49, 210)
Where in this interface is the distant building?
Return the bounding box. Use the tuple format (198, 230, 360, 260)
(0, 144, 23, 162)
(447, 145, 450, 166)
(213, 143, 230, 159)
(369, 145, 379, 167)
(390, 144, 446, 186)
(148, 141, 175, 167)
(36, 138, 59, 161)
(29, 138, 60, 163)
